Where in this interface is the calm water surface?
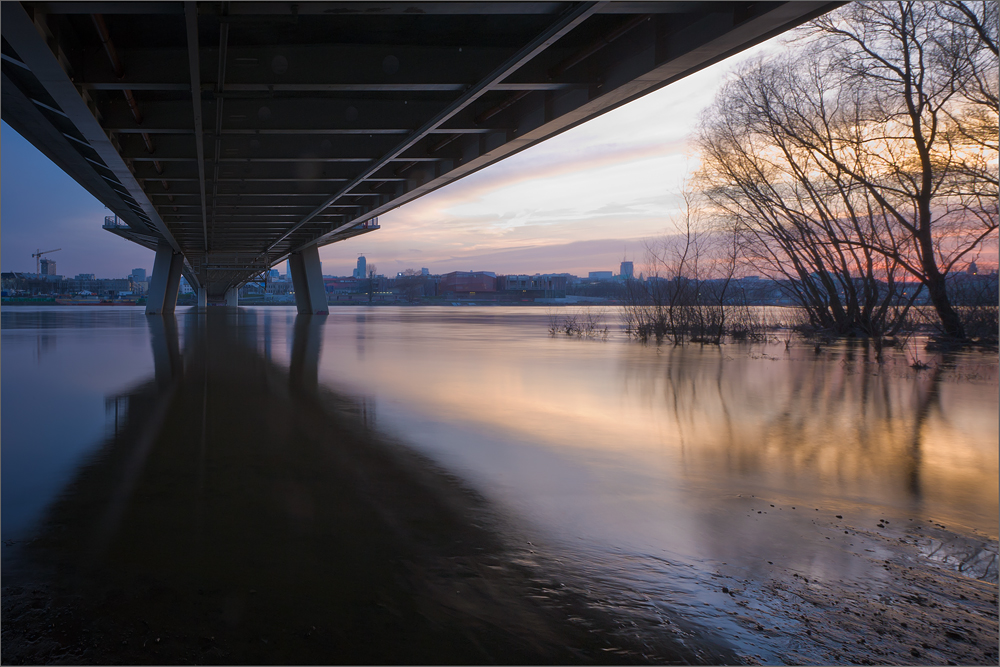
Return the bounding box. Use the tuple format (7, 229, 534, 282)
(2, 306, 997, 664)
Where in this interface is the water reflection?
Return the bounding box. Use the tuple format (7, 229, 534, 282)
(301, 309, 995, 550)
(616, 342, 995, 537)
(3, 306, 996, 665)
(2, 309, 730, 665)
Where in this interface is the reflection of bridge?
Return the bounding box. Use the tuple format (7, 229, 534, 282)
(10, 310, 714, 664)
(1, 1, 836, 313)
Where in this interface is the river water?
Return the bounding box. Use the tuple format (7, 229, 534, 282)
(2, 306, 997, 664)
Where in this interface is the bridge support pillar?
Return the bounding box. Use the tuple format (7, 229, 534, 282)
(289, 245, 329, 314)
(225, 287, 239, 307)
(197, 287, 207, 308)
(146, 242, 183, 315)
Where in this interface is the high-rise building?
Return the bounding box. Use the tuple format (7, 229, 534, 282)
(421, 267, 429, 276)
(39, 258, 56, 276)
(353, 255, 367, 279)
(620, 261, 634, 279)
(131, 268, 146, 282)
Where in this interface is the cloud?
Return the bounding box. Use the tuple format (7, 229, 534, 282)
(425, 237, 651, 276)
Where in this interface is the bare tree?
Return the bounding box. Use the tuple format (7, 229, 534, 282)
(395, 268, 425, 302)
(621, 189, 745, 344)
(695, 63, 924, 338)
(622, 190, 704, 343)
(696, 1, 998, 340)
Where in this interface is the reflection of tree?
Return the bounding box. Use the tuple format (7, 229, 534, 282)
(905, 363, 946, 498)
(622, 344, 974, 510)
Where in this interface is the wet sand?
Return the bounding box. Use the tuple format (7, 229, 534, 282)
(688, 500, 998, 664)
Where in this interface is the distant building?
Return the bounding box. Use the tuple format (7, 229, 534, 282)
(40, 258, 57, 276)
(421, 268, 430, 276)
(324, 277, 362, 294)
(498, 274, 567, 298)
(439, 271, 496, 294)
(500, 275, 532, 290)
(968, 262, 979, 275)
(3, 273, 129, 297)
(131, 268, 146, 283)
(241, 277, 293, 299)
(353, 255, 367, 279)
(588, 271, 614, 281)
(619, 261, 634, 279)
(75, 273, 96, 281)
(269, 269, 280, 280)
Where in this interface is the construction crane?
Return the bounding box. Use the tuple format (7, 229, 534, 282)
(32, 248, 61, 275)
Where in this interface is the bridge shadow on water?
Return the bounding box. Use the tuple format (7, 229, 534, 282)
(2, 310, 736, 665)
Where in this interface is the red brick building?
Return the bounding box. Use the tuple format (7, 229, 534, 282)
(439, 271, 496, 294)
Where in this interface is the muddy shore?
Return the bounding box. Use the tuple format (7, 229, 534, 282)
(4, 499, 996, 665)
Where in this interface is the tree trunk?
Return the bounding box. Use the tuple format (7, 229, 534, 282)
(924, 269, 965, 339)
(917, 215, 966, 339)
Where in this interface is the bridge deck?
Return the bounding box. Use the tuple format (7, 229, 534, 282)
(2, 1, 838, 298)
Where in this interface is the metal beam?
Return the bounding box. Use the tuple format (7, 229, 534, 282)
(215, 2, 703, 15)
(41, 3, 185, 14)
(209, 17, 230, 255)
(1, 1, 181, 252)
(184, 1, 208, 252)
(298, 1, 841, 253)
(36, 2, 698, 16)
(1, 71, 147, 231)
(270, 0, 605, 256)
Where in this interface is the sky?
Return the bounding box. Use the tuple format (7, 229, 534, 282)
(1, 37, 782, 280)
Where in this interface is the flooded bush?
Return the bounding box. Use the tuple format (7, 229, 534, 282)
(548, 308, 608, 340)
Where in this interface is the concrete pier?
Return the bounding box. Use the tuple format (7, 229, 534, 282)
(289, 245, 329, 315)
(146, 242, 183, 315)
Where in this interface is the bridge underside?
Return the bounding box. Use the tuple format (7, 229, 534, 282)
(2, 1, 837, 307)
